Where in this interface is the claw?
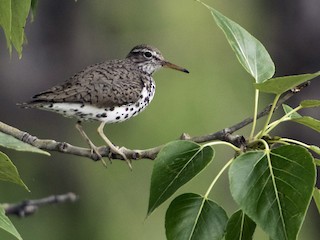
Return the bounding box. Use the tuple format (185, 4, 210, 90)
(76, 121, 108, 167)
(76, 121, 133, 170)
(98, 122, 132, 170)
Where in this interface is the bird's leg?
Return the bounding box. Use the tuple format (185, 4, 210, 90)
(75, 121, 106, 165)
(97, 122, 132, 170)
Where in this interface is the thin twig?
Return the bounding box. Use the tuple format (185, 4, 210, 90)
(0, 83, 308, 161)
(3, 192, 78, 217)
(184, 85, 300, 143)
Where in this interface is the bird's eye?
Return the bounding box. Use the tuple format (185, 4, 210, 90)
(143, 51, 152, 58)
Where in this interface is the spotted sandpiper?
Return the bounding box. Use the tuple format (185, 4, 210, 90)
(20, 44, 189, 168)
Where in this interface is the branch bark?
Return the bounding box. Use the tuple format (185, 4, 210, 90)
(0, 84, 308, 162)
(3, 192, 78, 217)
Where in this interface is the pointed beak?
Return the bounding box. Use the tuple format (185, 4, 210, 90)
(162, 61, 189, 73)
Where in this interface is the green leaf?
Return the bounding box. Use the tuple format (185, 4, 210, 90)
(198, 1, 275, 83)
(148, 141, 214, 215)
(314, 158, 320, 166)
(0, 0, 12, 52)
(282, 104, 301, 119)
(0, 151, 29, 191)
(282, 108, 320, 133)
(165, 193, 228, 240)
(30, 0, 38, 21)
(0, 0, 31, 57)
(292, 116, 320, 133)
(225, 210, 256, 240)
(0, 132, 50, 156)
(0, 206, 22, 240)
(254, 72, 320, 94)
(300, 99, 320, 108)
(309, 145, 320, 155)
(313, 188, 320, 214)
(229, 146, 315, 240)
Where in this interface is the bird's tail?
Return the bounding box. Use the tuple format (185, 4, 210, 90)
(16, 102, 40, 109)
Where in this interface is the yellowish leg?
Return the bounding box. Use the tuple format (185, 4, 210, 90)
(75, 121, 107, 166)
(97, 122, 132, 170)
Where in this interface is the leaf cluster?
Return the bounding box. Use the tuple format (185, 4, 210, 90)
(0, 130, 49, 239)
(146, 1, 320, 239)
(0, 0, 37, 58)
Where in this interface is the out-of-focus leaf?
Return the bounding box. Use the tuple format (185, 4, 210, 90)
(300, 100, 320, 108)
(0, 151, 29, 191)
(0, 132, 49, 155)
(313, 188, 320, 214)
(0, 206, 22, 240)
(0, 0, 31, 56)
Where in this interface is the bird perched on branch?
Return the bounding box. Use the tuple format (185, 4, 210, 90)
(20, 44, 189, 169)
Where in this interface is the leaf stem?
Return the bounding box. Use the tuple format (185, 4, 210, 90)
(278, 138, 310, 148)
(204, 158, 234, 198)
(263, 105, 302, 135)
(250, 89, 259, 140)
(257, 94, 281, 138)
(202, 141, 241, 152)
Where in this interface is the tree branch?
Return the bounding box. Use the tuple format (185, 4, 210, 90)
(3, 192, 78, 217)
(0, 83, 309, 161)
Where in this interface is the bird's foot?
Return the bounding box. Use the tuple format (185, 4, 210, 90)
(88, 143, 110, 167)
(108, 145, 132, 170)
(97, 122, 132, 170)
(90, 145, 102, 160)
(76, 121, 108, 166)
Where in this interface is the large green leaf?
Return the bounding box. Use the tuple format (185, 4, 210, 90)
(225, 210, 256, 240)
(300, 100, 320, 108)
(292, 116, 320, 133)
(229, 146, 315, 240)
(148, 141, 214, 215)
(0, 151, 29, 191)
(313, 188, 320, 214)
(198, 1, 275, 83)
(0, 0, 31, 56)
(165, 193, 228, 240)
(282, 104, 320, 132)
(254, 72, 320, 94)
(0, 132, 49, 155)
(282, 105, 320, 132)
(0, 206, 22, 240)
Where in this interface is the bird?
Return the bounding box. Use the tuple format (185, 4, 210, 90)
(20, 44, 189, 169)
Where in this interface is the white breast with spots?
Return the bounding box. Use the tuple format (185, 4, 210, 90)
(42, 81, 156, 123)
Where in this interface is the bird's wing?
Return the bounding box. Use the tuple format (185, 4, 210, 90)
(28, 62, 145, 108)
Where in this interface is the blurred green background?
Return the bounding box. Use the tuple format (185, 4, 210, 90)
(0, 0, 319, 239)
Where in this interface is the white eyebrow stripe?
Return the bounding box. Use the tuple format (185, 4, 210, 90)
(132, 49, 161, 58)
